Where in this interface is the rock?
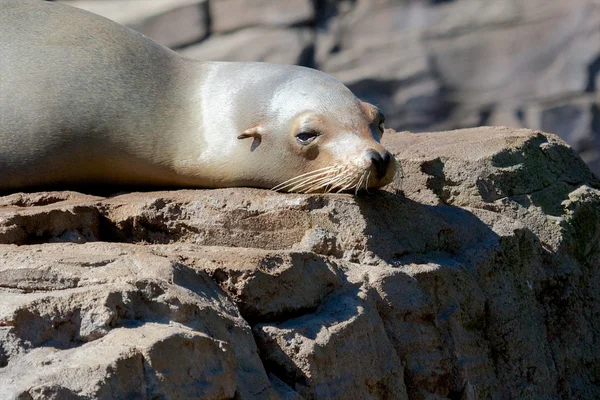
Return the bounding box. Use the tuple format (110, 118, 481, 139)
(211, 0, 313, 34)
(58, 0, 203, 26)
(269, 373, 305, 400)
(1, 127, 599, 399)
(58, 0, 208, 48)
(2, 324, 237, 400)
(422, 1, 596, 101)
(179, 27, 314, 65)
(0, 193, 101, 245)
(388, 127, 599, 251)
(129, 2, 209, 48)
(0, 243, 277, 399)
(254, 286, 408, 400)
(162, 246, 345, 322)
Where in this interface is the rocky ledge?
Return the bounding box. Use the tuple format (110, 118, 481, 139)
(0, 127, 599, 399)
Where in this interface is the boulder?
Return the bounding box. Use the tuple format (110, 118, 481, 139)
(0, 127, 599, 399)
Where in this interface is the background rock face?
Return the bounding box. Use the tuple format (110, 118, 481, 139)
(1, 127, 599, 399)
(57, 0, 600, 177)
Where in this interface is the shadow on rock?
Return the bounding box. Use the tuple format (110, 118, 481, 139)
(354, 190, 499, 266)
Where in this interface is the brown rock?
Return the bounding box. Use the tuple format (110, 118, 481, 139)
(155, 245, 345, 322)
(254, 287, 408, 400)
(0, 243, 277, 399)
(1, 127, 599, 399)
(385, 127, 599, 251)
(2, 324, 237, 400)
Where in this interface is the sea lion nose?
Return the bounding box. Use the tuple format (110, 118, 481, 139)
(368, 149, 391, 179)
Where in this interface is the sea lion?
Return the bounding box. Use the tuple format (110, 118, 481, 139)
(0, 0, 398, 194)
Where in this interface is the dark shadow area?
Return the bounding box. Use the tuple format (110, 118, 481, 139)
(420, 157, 452, 203)
(590, 103, 600, 179)
(478, 106, 493, 127)
(296, 42, 316, 69)
(312, 0, 353, 30)
(515, 107, 526, 124)
(430, 0, 456, 4)
(585, 55, 600, 93)
(355, 190, 499, 265)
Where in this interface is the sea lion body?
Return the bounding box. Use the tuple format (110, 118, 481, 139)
(0, 0, 397, 193)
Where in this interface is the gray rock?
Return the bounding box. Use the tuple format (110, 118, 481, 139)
(129, 2, 209, 48)
(58, 0, 204, 26)
(211, 0, 313, 33)
(180, 27, 314, 65)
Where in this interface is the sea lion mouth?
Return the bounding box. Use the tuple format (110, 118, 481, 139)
(271, 158, 400, 194)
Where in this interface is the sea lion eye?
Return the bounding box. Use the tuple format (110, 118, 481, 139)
(296, 130, 319, 145)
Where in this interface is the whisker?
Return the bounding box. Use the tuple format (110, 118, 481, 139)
(272, 163, 379, 195)
(306, 178, 338, 194)
(283, 174, 332, 192)
(272, 169, 333, 191)
(364, 171, 372, 194)
(287, 171, 344, 192)
(305, 176, 342, 193)
(272, 167, 336, 192)
(285, 165, 346, 191)
(285, 167, 336, 184)
(326, 180, 343, 192)
(323, 174, 352, 193)
(277, 166, 336, 184)
(337, 177, 357, 193)
(355, 171, 367, 196)
(320, 174, 352, 194)
(303, 167, 350, 194)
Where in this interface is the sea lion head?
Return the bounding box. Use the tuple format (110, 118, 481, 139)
(236, 65, 399, 194)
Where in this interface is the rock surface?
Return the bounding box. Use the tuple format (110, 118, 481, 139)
(1, 127, 599, 399)
(56, 0, 600, 177)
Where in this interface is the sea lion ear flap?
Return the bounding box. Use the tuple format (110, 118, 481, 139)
(237, 126, 262, 140)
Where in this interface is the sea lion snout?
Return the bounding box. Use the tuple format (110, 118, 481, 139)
(367, 149, 392, 179)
